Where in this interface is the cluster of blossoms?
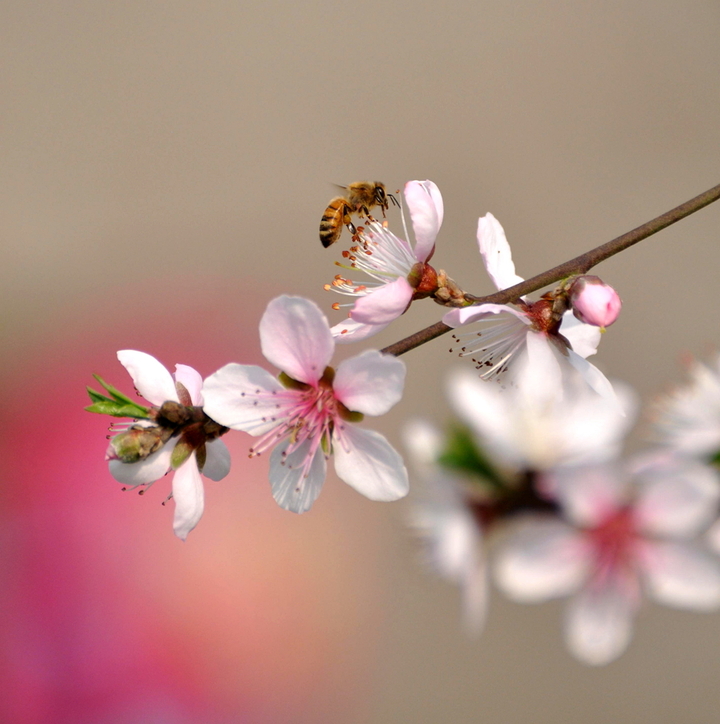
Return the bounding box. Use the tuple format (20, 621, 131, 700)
(407, 344, 720, 664)
(88, 178, 720, 666)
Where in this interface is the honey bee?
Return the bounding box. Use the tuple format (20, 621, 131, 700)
(319, 181, 392, 248)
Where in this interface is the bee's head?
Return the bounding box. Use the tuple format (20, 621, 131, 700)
(374, 183, 389, 209)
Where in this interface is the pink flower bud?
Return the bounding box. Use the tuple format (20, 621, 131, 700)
(568, 275, 622, 328)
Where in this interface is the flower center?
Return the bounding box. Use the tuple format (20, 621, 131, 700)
(586, 506, 638, 580)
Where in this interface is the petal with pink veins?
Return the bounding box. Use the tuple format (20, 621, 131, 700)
(350, 277, 414, 325)
(333, 426, 408, 501)
(334, 350, 406, 416)
(404, 179, 443, 262)
(259, 296, 334, 385)
(269, 438, 327, 513)
(172, 453, 205, 540)
(117, 350, 178, 405)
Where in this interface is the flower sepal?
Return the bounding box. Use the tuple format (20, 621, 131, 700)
(86, 374, 152, 419)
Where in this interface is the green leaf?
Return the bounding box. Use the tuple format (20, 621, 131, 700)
(437, 424, 505, 489)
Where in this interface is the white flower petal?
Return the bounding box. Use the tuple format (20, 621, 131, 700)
(402, 418, 445, 467)
(634, 455, 720, 537)
(652, 357, 720, 456)
(643, 541, 720, 610)
(560, 312, 601, 359)
(334, 350, 406, 416)
(201, 438, 232, 481)
(202, 363, 286, 435)
(566, 350, 624, 415)
(494, 518, 587, 602)
(349, 277, 414, 325)
(404, 179, 443, 262)
(564, 582, 637, 666)
(443, 302, 530, 328)
(259, 296, 334, 385)
(331, 317, 389, 344)
(333, 426, 409, 502)
(172, 454, 204, 541)
(269, 439, 327, 513)
(117, 350, 178, 405)
(477, 213, 525, 291)
(173, 364, 204, 405)
(446, 369, 527, 468)
(108, 441, 175, 487)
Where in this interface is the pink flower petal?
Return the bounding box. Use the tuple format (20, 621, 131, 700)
(349, 277, 414, 325)
(333, 426, 408, 502)
(173, 363, 204, 405)
(404, 179, 443, 262)
(172, 454, 204, 541)
(202, 438, 232, 481)
(202, 363, 287, 435)
(269, 438, 327, 513)
(259, 296, 334, 385)
(333, 350, 406, 416)
(477, 213, 525, 291)
(117, 350, 178, 405)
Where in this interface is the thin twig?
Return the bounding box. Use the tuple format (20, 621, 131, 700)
(381, 181, 720, 357)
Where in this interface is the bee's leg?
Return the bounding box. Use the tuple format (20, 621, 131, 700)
(342, 209, 357, 235)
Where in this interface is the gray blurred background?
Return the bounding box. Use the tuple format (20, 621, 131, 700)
(3, 1, 720, 721)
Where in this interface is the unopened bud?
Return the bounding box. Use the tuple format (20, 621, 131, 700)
(568, 275, 622, 328)
(105, 424, 169, 463)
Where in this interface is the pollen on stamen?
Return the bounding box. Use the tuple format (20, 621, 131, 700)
(323, 284, 332, 291)
(332, 303, 340, 310)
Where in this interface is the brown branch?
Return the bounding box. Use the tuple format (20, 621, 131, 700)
(381, 181, 720, 357)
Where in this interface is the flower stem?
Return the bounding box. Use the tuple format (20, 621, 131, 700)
(381, 181, 720, 357)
